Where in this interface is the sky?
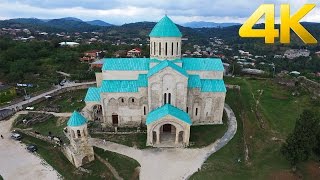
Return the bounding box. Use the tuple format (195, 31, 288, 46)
(0, 0, 319, 25)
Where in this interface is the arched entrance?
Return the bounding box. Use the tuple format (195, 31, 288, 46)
(112, 113, 118, 126)
(160, 124, 176, 144)
(92, 104, 102, 121)
(82, 156, 89, 164)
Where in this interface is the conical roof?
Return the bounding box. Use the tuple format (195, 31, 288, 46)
(149, 15, 182, 37)
(67, 111, 87, 127)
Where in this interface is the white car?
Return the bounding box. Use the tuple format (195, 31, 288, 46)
(11, 133, 22, 140)
(25, 107, 34, 110)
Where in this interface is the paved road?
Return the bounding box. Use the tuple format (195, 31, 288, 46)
(0, 81, 95, 111)
(0, 112, 61, 180)
(90, 104, 237, 180)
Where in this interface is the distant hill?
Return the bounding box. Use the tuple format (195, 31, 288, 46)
(0, 17, 112, 32)
(60, 17, 83, 22)
(10, 18, 45, 25)
(183, 21, 240, 28)
(86, 20, 113, 27)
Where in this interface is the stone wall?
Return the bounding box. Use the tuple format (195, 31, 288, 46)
(298, 76, 320, 97)
(187, 70, 224, 79)
(275, 75, 320, 97)
(186, 89, 225, 125)
(150, 37, 182, 60)
(148, 67, 188, 112)
(100, 88, 148, 127)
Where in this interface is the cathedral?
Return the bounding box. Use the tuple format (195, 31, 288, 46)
(82, 15, 226, 147)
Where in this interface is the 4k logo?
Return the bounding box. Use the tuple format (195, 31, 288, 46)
(239, 4, 317, 44)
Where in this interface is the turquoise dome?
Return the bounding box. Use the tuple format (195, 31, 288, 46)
(149, 15, 182, 37)
(67, 111, 87, 127)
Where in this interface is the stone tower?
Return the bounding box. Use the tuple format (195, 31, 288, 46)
(64, 111, 94, 168)
(149, 15, 182, 61)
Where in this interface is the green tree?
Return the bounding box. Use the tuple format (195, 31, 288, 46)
(281, 110, 320, 166)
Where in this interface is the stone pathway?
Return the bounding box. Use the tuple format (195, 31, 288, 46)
(90, 104, 237, 180)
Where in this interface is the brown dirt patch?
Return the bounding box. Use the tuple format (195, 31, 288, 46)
(269, 170, 301, 180)
(305, 161, 320, 180)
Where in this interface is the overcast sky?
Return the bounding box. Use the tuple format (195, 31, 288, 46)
(0, 0, 319, 25)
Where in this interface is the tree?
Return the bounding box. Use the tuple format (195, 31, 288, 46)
(281, 110, 320, 166)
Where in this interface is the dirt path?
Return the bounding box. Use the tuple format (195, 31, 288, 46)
(90, 104, 237, 180)
(0, 113, 61, 180)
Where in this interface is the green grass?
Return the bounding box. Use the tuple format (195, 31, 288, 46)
(13, 114, 69, 142)
(191, 77, 319, 179)
(19, 132, 115, 180)
(91, 133, 148, 149)
(189, 113, 228, 148)
(94, 147, 140, 180)
(33, 89, 87, 112)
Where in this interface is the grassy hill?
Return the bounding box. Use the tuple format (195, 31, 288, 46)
(191, 77, 320, 179)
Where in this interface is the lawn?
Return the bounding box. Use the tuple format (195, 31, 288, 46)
(13, 113, 69, 142)
(19, 132, 115, 180)
(191, 77, 320, 179)
(94, 147, 140, 180)
(189, 112, 228, 148)
(91, 133, 148, 149)
(33, 89, 87, 112)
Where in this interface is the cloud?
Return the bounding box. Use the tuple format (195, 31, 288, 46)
(0, 0, 319, 24)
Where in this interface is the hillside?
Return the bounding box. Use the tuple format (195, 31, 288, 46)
(183, 21, 240, 28)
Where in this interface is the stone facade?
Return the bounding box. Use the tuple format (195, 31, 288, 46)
(83, 15, 226, 147)
(63, 123, 94, 168)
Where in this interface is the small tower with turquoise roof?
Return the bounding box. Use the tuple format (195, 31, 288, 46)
(64, 111, 94, 168)
(149, 15, 182, 60)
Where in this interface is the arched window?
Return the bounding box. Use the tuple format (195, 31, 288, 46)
(186, 107, 189, 113)
(176, 42, 179, 55)
(165, 42, 168, 56)
(195, 108, 198, 116)
(132, 98, 135, 103)
(144, 106, 146, 115)
(171, 42, 174, 56)
(150, 43, 153, 55)
(168, 93, 171, 104)
(77, 130, 81, 137)
(164, 93, 167, 104)
(159, 42, 161, 56)
(154, 42, 156, 55)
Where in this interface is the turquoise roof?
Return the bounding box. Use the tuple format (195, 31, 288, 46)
(84, 87, 101, 102)
(200, 79, 227, 92)
(146, 104, 192, 125)
(188, 75, 201, 88)
(138, 74, 148, 87)
(102, 58, 149, 71)
(67, 111, 87, 127)
(101, 80, 139, 93)
(182, 58, 224, 71)
(100, 58, 224, 72)
(149, 15, 182, 37)
(147, 60, 188, 78)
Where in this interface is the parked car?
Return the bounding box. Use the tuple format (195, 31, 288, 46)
(26, 144, 38, 152)
(11, 133, 22, 140)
